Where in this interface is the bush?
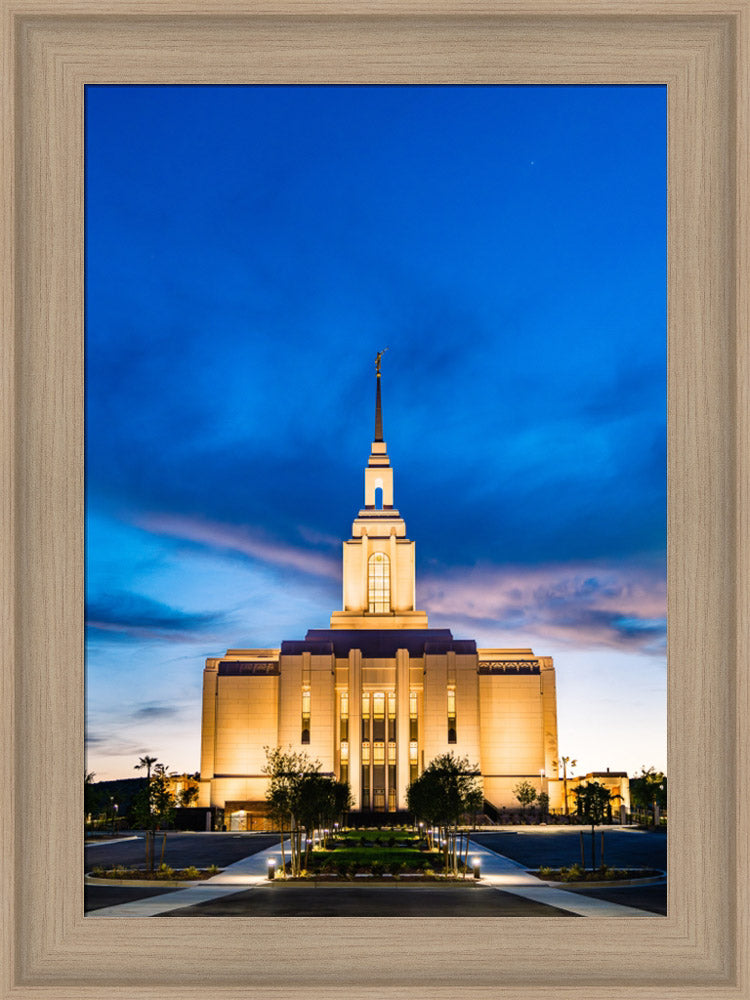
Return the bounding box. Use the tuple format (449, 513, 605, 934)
(389, 861, 404, 880)
(207, 864, 219, 875)
(183, 866, 200, 879)
(560, 863, 584, 882)
(155, 864, 175, 880)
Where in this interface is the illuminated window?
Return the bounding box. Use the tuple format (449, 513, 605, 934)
(388, 692, 396, 741)
(361, 742, 371, 764)
(339, 691, 349, 741)
(339, 741, 349, 785)
(373, 742, 385, 765)
(388, 742, 396, 764)
(447, 686, 456, 744)
(409, 741, 418, 783)
(361, 692, 370, 741)
(301, 687, 311, 744)
(368, 552, 390, 613)
(373, 691, 385, 741)
(409, 690, 418, 741)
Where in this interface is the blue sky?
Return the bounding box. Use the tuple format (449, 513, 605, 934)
(85, 85, 666, 781)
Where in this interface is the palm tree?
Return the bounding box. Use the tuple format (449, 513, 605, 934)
(554, 755, 577, 816)
(134, 754, 158, 815)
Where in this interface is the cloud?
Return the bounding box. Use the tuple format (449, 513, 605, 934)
(136, 513, 340, 581)
(420, 562, 666, 654)
(84, 732, 156, 758)
(131, 703, 181, 721)
(86, 591, 227, 642)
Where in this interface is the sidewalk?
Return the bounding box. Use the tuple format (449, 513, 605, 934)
(466, 838, 658, 917)
(88, 839, 286, 917)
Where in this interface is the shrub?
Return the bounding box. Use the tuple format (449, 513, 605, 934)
(560, 864, 584, 883)
(155, 864, 175, 880)
(207, 864, 219, 875)
(183, 866, 200, 879)
(389, 861, 404, 880)
(538, 866, 552, 878)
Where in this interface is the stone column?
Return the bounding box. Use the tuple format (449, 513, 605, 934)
(348, 648, 362, 809)
(396, 648, 410, 809)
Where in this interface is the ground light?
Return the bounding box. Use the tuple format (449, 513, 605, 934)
(472, 857, 481, 880)
(267, 857, 276, 881)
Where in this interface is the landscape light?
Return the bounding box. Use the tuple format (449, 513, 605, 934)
(267, 857, 277, 880)
(472, 857, 481, 880)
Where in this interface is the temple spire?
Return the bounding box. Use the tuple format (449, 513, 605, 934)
(374, 348, 388, 442)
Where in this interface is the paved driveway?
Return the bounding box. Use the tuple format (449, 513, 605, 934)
(472, 827, 667, 871)
(163, 883, 574, 917)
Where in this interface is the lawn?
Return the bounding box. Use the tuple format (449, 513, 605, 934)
(285, 828, 460, 877)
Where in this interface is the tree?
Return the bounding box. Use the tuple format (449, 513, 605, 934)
(553, 755, 577, 815)
(513, 780, 537, 811)
(134, 754, 158, 818)
(178, 785, 199, 807)
(537, 791, 550, 820)
(407, 753, 482, 876)
(263, 746, 321, 877)
(84, 771, 99, 822)
(629, 766, 667, 822)
(573, 780, 611, 868)
(150, 764, 176, 829)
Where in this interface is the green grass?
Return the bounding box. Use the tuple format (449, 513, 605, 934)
(309, 848, 426, 867)
(332, 829, 423, 847)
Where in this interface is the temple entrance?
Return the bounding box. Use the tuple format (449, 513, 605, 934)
(360, 690, 397, 812)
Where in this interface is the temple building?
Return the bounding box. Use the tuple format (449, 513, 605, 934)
(197, 359, 565, 827)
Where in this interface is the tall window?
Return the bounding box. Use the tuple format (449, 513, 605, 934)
(447, 686, 457, 744)
(301, 687, 311, 744)
(368, 552, 390, 613)
(339, 691, 349, 741)
(339, 691, 349, 783)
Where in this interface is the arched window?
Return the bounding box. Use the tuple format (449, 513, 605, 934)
(368, 552, 390, 613)
(374, 486, 384, 510)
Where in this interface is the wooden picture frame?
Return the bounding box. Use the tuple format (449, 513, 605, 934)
(1, 2, 747, 997)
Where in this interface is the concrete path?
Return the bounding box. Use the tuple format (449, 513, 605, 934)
(466, 839, 658, 917)
(88, 839, 285, 917)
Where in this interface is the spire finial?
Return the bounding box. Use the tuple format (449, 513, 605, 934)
(375, 347, 388, 376)
(374, 348, 388, 441)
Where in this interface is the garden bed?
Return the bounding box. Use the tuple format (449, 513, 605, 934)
(531, 865, 663, 883)
(88, 863, 221, 881)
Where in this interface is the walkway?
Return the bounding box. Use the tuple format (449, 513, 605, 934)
(466, 840, 657, 917)
(88, 839, 283, 917)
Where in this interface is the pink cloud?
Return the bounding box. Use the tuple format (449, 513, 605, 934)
(137, 513, 340, 581)
(419, 562, 666, 653)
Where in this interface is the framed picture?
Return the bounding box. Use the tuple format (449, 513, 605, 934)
(2, 2, 747, 998)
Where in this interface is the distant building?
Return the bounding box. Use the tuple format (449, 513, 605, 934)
(198, 363, 579, 828)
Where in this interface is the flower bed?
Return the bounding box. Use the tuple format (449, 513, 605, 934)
(531, 864, 663, 882)
(88, 863, 220, 881)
